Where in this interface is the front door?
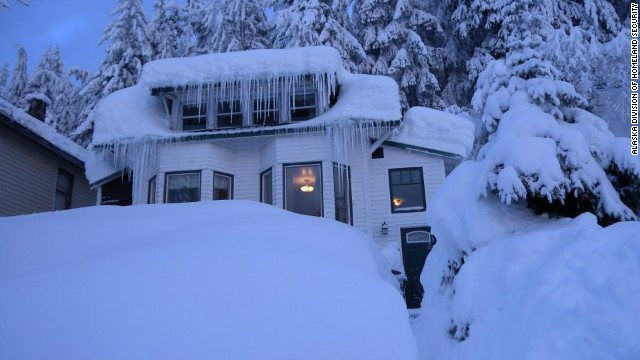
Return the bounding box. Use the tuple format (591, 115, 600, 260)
(401, 227, 435, 309)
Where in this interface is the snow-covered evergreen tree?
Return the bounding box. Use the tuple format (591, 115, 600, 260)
(72, 0, 153, 146)
(355, 0, 445, 108)
(151, 0, 191, 59)
(0, 63, 8, 100)
(23, 45, 72, 129)
(470, 0, 638, 224)
(6, 45, 28, 106)
(191, 0, 269, 53)
(271, 0, 366, 72)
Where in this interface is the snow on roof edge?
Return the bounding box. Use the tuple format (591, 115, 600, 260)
(0, 97, 88, 164)
(141, 46, 346, 89)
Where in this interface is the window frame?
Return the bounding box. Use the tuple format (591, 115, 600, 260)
(54, 167, 74, 211)
(333, 163, 353, 225)
(388, 167, 426, 214)
(148, 175, 157, 204)
(164, 170, 202, 203)
(215, 98, 244, 129)
(181, 101, 209, 131)
(213, 171, 234, 200)
(282, 161, 324, 217)
(252, 97, 281, 126)
(260, 167, 273, 205)
(289, 89, 317, 122)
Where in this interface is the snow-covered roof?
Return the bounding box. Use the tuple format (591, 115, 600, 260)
(141, 46, 345, 89)
(390, 107, 475, 158)
(0, 98, 88, 163)
(92, 73, 401, 145)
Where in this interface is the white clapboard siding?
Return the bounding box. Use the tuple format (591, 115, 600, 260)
(135, 134, 448, 249)
(366, 145, 445, 246)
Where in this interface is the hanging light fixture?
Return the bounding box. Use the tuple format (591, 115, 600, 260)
(381, 221, 389, 235)
(300, 179, 314, 193)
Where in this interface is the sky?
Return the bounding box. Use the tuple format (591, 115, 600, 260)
(0, 0, 184, 75)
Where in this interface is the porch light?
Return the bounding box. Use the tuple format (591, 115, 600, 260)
(392, 198, 404, 206)
(381, 221, 389, 235)
(300, 179, 314, 193)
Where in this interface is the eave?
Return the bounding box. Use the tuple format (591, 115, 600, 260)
(94, 119, 402, 149)
(382, 140, 463, 159)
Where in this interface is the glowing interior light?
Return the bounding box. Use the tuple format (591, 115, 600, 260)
(392, 198, 404, 206)
(300, 179, 314, 193)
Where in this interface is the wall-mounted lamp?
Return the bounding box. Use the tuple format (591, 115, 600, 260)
(381, 221, 389, 235)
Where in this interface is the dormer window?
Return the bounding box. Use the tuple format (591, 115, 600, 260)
(253, 98, 280, 126)
(217, 100, 243, 128)
(182, 103, 207, 131)
(290, 92, 317, 122)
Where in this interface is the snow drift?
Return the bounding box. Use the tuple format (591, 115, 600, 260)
(0, 201, 417, 360)
(413, 161, 640, 360)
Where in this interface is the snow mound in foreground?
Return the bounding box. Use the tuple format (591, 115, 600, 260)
(414, 162, 640, 360)
(0, 201, 417, 360)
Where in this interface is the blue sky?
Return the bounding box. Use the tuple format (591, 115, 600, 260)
(0, 0, 183, 75)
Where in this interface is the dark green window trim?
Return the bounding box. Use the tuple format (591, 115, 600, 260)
(388, 167, 426, 214)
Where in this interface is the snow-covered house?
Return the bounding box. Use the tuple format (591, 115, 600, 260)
(87, 46, 473, 307)
(0, 98, 96, 216)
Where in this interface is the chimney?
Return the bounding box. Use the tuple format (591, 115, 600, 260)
(25, 94, 50, 122)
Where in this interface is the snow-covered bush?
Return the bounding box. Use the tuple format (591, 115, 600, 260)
(413, 161, 640, 360)
(470, 4, 638, 225)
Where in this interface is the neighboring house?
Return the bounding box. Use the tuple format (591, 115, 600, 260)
(0, 98, 96, 216)
(87, 46, 474, 308)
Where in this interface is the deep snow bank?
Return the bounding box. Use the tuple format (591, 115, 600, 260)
(413, 162, 640, 360)
(0, 201, 417, 360)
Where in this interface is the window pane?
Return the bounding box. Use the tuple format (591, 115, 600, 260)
(166, 173, 200, 203)
(261, 170, 273, 205)
(290, 92, 316, 122)
(214, 173, 232, 200)
(183, 103, 207, 117)
(390, 168, 425, 212)
(411, 169, 422, 183)
(390, 171, 402, 185)
(217, 113, 243, 128)
(285, 164, 322, 217)
(183, 116, 207, 131)
(401, 170, 412, 184)
(218, 100, 241, 113)
(253, 98, 280, 126)
(333, 164, 351, 224)
(291, 107, 316, 122)
(292, 93, 315, 108)
(148, 178, 156, 204)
